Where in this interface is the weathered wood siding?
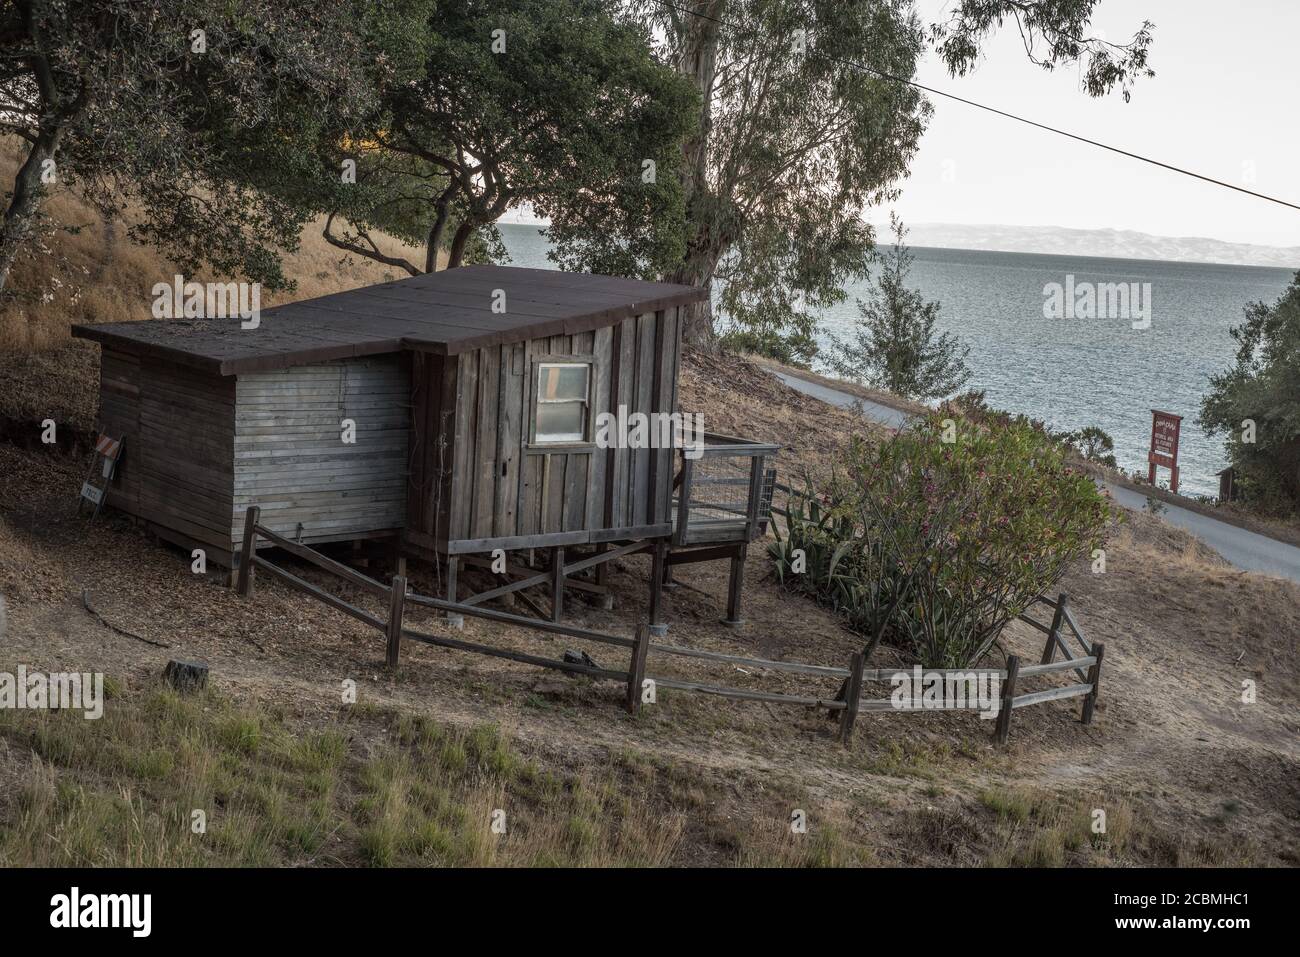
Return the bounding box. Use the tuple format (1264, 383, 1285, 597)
(407, 307, 680, 552)
(232, 356, 410, 548)
(97, 349, 237, 553)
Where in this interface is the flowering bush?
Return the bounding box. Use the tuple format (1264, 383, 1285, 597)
(771, 413, 1113, 667)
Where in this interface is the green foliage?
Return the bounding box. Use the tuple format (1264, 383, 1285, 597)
(0, 0, 375, 292)
(826, 217, 970, 400)
(719, 326, 820, 368)
(645, 0, 930, 346)
(1198, 272, 1300, 513)
(930, 1, 1155, 101)
(769, 474, 905, 662)
(771, 414, 1112, 667)
(300, 0, 696, 277)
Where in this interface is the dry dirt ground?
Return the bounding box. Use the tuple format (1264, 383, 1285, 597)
(1, 346, 1297, 866)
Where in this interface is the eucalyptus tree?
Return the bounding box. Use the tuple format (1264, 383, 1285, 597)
(637, 0, 1155, 353)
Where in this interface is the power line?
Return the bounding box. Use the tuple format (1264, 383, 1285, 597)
(654, 0, 1300, 213)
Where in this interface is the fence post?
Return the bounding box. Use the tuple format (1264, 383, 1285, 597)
(236, 505, 260, 597)
(838, 652, 865, 745)
(626, 623, 650, 715)
(995, 655, 1020, 745)
(1041, 592, 1068, 664)
(386, 574, 407, 668)
(1081, 642, 1105, 725)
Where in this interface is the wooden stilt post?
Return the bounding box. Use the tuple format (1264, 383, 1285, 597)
(386, 574, 407, 667)
(445, 555, 463, 629)
(721, 546, 746, 626)
(995, 655, 1020, 745)
(236, 505, 260, 597)
(626, 623, 650, 715)
(838, 652, 865, 745)
(550, 545, 565, 622)
(593, 543, 615, 610)
(1041, 593, 1068, 664)
(1081, 642, 1105, 725)
(648, 541, 666, 635)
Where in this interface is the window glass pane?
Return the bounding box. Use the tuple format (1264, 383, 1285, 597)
(538, 363, 588, 401)
(535, 401, 585, 441)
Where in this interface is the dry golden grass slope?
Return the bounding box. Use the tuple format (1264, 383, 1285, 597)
(0, 137, 429, 355)
(0, 162, 1296, 867)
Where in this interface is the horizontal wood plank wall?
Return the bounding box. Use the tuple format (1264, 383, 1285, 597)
(98, 349, 142, 514)
(233, 356, 409, 549)
(434, 307, 679, 552)
(94, 353, 237, 552)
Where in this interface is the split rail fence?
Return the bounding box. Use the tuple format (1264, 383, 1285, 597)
(235, 506, 1102, 745)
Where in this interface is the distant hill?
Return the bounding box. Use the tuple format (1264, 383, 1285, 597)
(895, 223, 1300, 269)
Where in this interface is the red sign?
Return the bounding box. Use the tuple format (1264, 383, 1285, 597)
(1148, 410, 1182, 493)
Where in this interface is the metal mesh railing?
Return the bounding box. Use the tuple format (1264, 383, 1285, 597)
(671, 433, 780, 543)
(684, 453, 753, 523)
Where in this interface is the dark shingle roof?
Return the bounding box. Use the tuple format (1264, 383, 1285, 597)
(72, 265, 705, 375)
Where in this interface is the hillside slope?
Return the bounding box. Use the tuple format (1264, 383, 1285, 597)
(0, 179, 1296, 868)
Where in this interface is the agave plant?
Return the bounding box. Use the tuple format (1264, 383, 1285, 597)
(769, 469, 913, 663)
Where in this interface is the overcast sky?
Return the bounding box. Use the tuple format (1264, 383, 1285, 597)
(505, 1, 1300, 248)
(891, 0, 1300, 246)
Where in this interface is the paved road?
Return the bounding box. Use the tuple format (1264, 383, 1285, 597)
(772, 370, 1300, 583)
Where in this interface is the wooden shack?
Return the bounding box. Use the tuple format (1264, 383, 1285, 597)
(73, 266, 778, 628)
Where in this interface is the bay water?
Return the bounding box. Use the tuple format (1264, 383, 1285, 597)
(499, 223, 1295, 497)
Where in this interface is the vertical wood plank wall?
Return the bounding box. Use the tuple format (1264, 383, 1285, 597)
(96, 348, 237, 553)
(231, 356, 410, 549)
(409, 307, 680, 550)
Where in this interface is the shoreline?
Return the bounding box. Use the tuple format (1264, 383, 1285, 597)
(751, 354, 1300, 553)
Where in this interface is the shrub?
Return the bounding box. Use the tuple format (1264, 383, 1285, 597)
(1061, 425, 1118, 468)
(771, 413, 1112, 667)
(1199, 272, 1300, 513)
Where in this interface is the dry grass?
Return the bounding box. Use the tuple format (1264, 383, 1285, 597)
(0, 676, 698, 867)
(680, 349, 891, 483)
(0, 137, 430, 354)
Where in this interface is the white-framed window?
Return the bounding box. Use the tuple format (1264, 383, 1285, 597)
(533, 361, 590, 443)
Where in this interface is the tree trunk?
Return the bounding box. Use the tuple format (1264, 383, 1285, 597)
(668, 2, 725, 350)
(425, 206, 448, 272)
(446, 220, 475, 268)
(0, 129, 60, 295)
(424, 189, 455, 272)
(670, 247, 719, 350)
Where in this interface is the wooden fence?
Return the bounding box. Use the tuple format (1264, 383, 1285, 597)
(234, 507, 1102, 745)
(236, 505, 652, 714)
